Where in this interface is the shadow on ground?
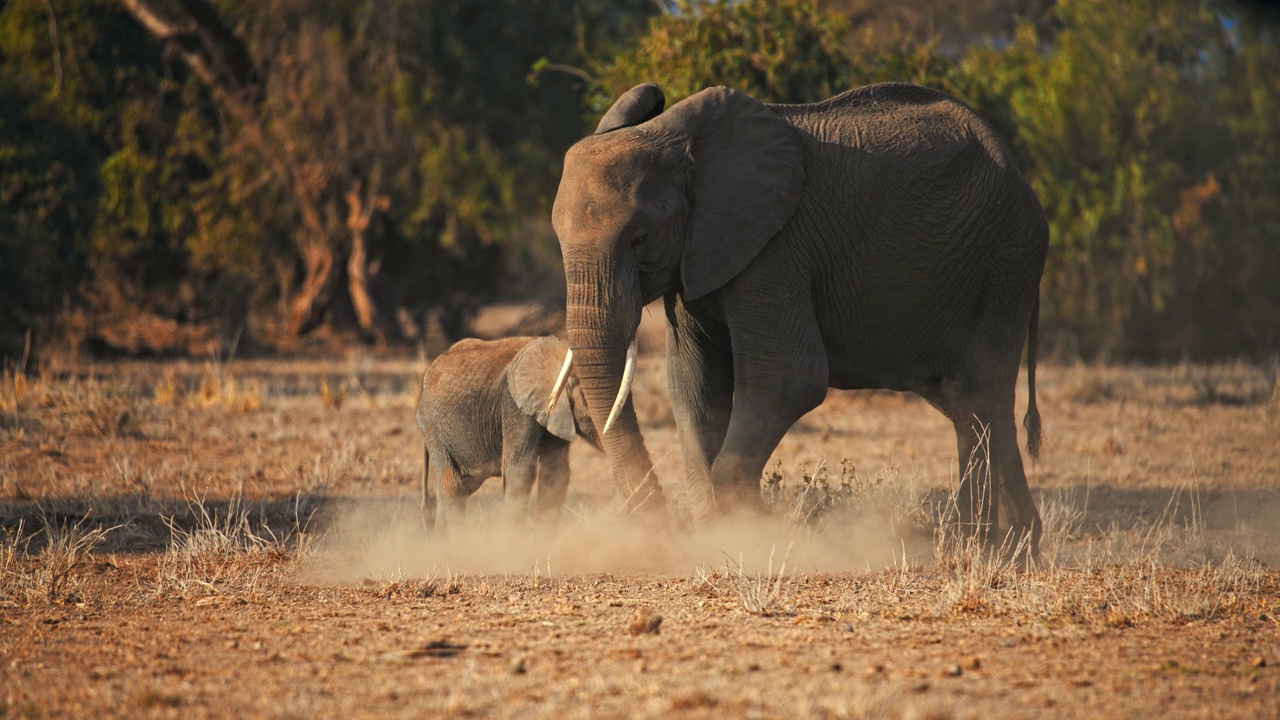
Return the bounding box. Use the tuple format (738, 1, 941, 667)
(3, 484, 1277, 567)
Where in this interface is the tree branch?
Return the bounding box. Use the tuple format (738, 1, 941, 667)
(116, 0, 259, 109)
(40, 0, 62, 95)
(172, 0, 258, 91)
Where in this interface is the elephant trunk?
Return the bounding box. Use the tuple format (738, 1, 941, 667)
(565, 276, 666, 517)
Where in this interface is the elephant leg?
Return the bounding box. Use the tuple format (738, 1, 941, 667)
(432, 457, 468, 535)
(992, 411, 1041, 560)
(534, 437, 570, 525)
(665, 295, 734, 526)
(424, 443, 440, 527)
(947, 386, 1040, 558)
(711, 315, 829, 515)
(950, 413, 998, 548)
(500, 424, 541, 525)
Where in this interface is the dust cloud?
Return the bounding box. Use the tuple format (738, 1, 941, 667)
(303, 495, 924, 584)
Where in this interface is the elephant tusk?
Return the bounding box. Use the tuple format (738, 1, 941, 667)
(602, 338, 637, 436)
(545, 348, 574, 415)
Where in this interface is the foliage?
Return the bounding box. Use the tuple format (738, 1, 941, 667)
(595, 0, 853, 106)
(1, 0, 1278, 361)
(0, 0, 653, 357)
(596, 0, 1280, 360)
(959, 0, 1280, 358)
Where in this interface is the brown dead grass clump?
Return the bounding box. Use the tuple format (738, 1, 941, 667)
(0, 514, 118, 605)
(1, 368, 146, 438)
(152, 363, 263, 413)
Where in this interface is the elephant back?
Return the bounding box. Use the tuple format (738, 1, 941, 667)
(421, 337, 535, 422)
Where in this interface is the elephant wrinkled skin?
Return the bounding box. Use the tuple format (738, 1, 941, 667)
(552, 82, 1048, 553)
(415, 336, 601, 531)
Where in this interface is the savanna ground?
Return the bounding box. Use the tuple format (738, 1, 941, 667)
(3, 309, 1280, 719)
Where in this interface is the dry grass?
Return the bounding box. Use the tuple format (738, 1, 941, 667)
(1053, 358, 1280, 408)
(3, 356, 1280, 717)
(720, 544, 795, 616)
(1, 368, 147, 438)
(762, 457, 928, 536)
(153, 362, 264, 413)
(0, 513, 119, 605)
(845, 481, 1274, 627)
(154, 485, 321, 600)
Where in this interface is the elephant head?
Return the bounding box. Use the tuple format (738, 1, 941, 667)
(508, 337, 602, 451)
(551, 83, 806, 507)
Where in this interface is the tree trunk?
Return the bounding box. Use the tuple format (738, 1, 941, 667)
(285, 240, 335, 341)
(345, 185, 389, 344)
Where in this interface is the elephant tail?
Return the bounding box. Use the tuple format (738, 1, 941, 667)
(1023, 292, 1043, 461)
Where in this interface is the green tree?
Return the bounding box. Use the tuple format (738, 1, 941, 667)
(0, 74, 97, 359)
(1, 0, 206, 357)
(1, 0, 656, 359)
(958, 0, 1280, 359)
(594, 0, 854, 106)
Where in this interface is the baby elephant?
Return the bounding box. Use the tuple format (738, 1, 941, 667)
(415, 336, 601, 531)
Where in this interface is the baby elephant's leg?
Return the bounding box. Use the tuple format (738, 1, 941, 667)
(432, 456, 469, 535)
(534, 438, 571, 525)
(420, 444, 443, 535)
(501, 425, 540, 525)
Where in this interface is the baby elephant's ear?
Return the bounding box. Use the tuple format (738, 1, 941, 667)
(509, 337, 576, 441)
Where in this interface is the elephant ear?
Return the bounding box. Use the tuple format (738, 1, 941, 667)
(595, 83, 666, 134)
(649, 87, 805, 301)
(508, 337, 576, 442)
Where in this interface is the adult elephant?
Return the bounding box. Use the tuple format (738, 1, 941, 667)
(552, 82, 1047, 552)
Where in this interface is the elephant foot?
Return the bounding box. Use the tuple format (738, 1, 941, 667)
(674, 479, 720, 530)
(998, 522, 1041, 567)
(712, 482, 768, 526)
(936, 521, 1041, 570)
(1002, 503, 1043, 566)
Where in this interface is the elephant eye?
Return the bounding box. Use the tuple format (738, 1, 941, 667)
(631, 231, 648, 247)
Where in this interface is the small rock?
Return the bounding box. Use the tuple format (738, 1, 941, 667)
(1251, 656, 1266, 668)
(628, 607, 663, 636)
(510, 655, 528, 674)
(864, 663, 885, 678)
(944, 663, 963, 677)
(967, 657, 982, 670)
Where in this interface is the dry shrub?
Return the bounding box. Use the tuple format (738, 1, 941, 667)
(2, 369, 146, 437)
(318, 377, 347, 410)
(365, 569, 462, 600)
(155, 489, 318, 599)
(152, 362, 263, 413)
(151, 369, 182, 406)
(0, 514, 119, 606)
(762, 457, 925, 535)
(716, 544, 794, 616)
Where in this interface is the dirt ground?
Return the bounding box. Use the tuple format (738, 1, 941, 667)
(3, 322, 1279, 717)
